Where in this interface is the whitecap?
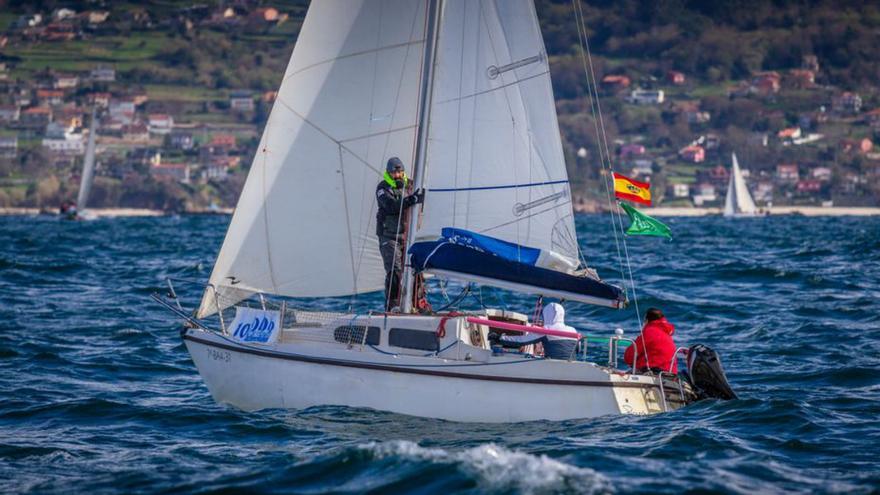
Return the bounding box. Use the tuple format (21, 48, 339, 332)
(361, 440, 611, 494)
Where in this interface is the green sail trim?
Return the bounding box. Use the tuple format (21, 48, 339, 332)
(619, 202, 672, 239)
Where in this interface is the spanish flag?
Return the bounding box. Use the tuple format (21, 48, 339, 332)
(612, 172, 651, 206)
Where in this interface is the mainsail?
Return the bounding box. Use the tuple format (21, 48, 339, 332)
(199, 0, 429, 317)
(76, 108, 98, 211)
(723, 152, 757, 217)
(198, 0, 599, 317)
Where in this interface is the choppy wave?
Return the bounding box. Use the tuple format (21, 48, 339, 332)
(1, 214, 879, 493)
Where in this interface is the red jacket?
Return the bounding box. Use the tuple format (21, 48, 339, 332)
(623, 318, 678, 373)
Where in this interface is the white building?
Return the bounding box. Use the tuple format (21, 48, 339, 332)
(627, 89, 665, 105)
(671, 183, 690, 198)
(43, 134, 84, 154)
(148, 114, 174, 135)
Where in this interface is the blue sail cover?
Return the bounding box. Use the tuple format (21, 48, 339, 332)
(409, 229, 626, 308)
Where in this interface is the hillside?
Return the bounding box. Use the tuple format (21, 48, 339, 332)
(0, 0, 878, 211)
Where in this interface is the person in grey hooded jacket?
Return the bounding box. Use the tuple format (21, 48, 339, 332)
(495, 303, 579, 360)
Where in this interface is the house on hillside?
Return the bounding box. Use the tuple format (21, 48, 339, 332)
(627, 89, 664, 105)
(776, 164, 799, 183)
(667, 71, 685, 85)
(87, 92, 111, 108)
(229, 90, 254, 111)
(148, 114, 174, 135)
(84, 11, 110, 25)
(90, 66, 116, 82)
(0, 105, 20, 123)
(36, 89, 65, 106)
(109, 98, 136, 125)
(43, 132, 84, 154)
(53, 73, 79, 90)
(786, 69, 815, 89)
(20, 107, 52, 130)
(811, 167, 832, 181)
(840, 138, 872, 155)
(151, 162, 190, 184)
(669, 183, 690, 198)
(122, 123, 150, 142)
(754, 182, 774, 203)
(832, 92, 862, 114)
(796, 180, 822, 193)
(751, 72, 780, 95)
(777, 127, 801, 142)
(0, 137, 18, 158)
(678, 145, 705, 163)
(170, 132, 194, 150)
(209, 134, 236, 151)
(601, 75, 630, 92)
(692, 183, 717, 206)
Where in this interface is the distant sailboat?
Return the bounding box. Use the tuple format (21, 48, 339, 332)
(74, 108, 98, 220)
(60, 108, 98, 220)
(723, 153, 758, 217)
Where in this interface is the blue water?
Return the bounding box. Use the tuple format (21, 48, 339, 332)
(1, 214, 879, 494)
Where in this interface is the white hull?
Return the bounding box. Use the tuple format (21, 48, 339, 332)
(183, 314, 685, 422)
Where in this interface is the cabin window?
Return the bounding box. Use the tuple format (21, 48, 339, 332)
(333, 325, 380, 346)
(388, 328, 438, 351)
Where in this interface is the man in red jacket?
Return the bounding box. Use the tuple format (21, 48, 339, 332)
(624, 308, 679, 373)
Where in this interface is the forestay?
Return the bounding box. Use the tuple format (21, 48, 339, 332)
(198, 0, 428, 317)
(417, 0, 580, 271)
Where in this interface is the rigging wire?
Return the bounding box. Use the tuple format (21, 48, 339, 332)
(570, 0, 643, 331)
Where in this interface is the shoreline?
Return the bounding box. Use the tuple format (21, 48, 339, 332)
(0, 207, 234, 217)
(2, 206, 879, 217)
(572, 205, 880, 217)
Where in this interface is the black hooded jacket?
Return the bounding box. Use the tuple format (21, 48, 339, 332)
(375, 179, 418, 239)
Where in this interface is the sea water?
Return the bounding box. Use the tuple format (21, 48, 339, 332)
(1, 214, 878, 493)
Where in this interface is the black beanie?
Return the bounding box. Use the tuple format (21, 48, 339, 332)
(386, 157, 404, 173)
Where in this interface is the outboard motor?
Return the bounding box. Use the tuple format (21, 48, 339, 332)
(686, 344, 737, 400)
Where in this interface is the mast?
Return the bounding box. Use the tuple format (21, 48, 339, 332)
(401, 0, 442, 313)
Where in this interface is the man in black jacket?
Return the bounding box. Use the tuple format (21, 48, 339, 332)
(376, 157, 424, 311)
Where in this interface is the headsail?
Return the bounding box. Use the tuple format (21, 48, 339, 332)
(723, 153, 757, 217)
(76, 108, 98, 211)
(416, 0, 580, 267)
(198, 0, 428, 317)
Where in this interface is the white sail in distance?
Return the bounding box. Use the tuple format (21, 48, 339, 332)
(76, 108, 98, 211)
(724, 152, 757, 217)
(416, 0, 580, 271)
(198, 0, 428, 317)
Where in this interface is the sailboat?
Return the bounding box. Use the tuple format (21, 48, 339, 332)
(61, 108, 98, 220)
(158, 0, 734, 422)
(723, 153, 759, 217)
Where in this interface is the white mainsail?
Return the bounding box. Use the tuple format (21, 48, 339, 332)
(199, 0, 584, 317)
(723, 152, 757, 217)
(417, 0, 579, 268)
(199, 0, 428, 317)
(76, 108, 98, 211)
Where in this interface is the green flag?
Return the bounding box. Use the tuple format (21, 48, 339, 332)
(619, 202, 672, 239)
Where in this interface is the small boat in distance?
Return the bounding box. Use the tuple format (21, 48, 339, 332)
(723, 152, 760, 217)
(60, 108, 98, 221)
